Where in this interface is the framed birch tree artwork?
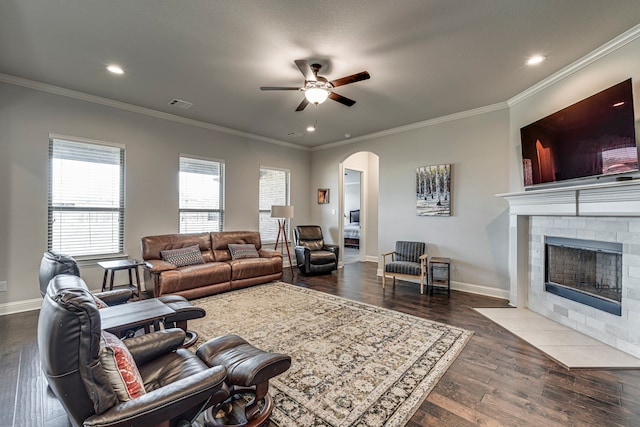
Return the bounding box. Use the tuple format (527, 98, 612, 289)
(416, 164, 451, 216)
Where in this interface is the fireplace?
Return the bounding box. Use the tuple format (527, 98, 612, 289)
(499, 181, 640, 359)
(544, 236, 622, 316)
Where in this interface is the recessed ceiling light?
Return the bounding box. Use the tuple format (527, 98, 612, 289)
(526, 55, 546, 66)
(106, 65, 124, 75)
(307, 125, 316, 132)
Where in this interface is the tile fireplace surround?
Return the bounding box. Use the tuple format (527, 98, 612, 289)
(499, 180, 640, 359)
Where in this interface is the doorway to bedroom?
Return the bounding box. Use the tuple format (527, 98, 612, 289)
(344, 168, 361, 264)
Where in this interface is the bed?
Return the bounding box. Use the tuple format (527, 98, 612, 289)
(344, 209, 361, 248)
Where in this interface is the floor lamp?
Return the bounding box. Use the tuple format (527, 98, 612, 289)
(271, 205, 294, 275)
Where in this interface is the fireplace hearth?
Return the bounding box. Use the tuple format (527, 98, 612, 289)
(544, 236, 622, 316)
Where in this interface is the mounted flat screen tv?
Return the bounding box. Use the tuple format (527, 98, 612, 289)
(520, 78, 638, 188)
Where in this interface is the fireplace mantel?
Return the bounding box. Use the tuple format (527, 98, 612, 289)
(497, 179, 640, 308)
(497, 179, 640, 217)
(496, 180, 640, 358)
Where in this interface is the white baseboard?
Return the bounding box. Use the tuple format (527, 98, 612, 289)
(376, 269, 509, 300)
(1, 269, 508, 316)
(0, 298, 42, 316)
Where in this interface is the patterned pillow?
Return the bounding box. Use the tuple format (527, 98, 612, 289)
(99, 331, 146, 402)
(160, 244, 205, 267)
(228, 243, 259, 260)
(302, 239, 324, 251)
(93, 295, 109, 309)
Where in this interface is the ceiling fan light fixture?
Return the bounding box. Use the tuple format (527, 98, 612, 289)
(304, 81, 331, 104)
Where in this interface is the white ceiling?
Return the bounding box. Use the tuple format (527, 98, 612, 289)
(2, 0, 640, 149)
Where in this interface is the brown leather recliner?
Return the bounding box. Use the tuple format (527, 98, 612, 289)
(294, 225, 339, 275)
(39, 274, 229, 427)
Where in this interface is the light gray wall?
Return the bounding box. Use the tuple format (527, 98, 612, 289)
(311, 109, 511, 295)
(0, 83, 310, 306)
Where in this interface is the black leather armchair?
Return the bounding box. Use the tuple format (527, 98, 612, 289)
(39, 250, 131, 305)
(38, 274, 228, 427)
(40, 251, 205, 346)
(293, 225, 339, 275)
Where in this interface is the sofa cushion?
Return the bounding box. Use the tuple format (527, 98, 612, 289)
(156, 262, 231, 296)
(99, 331, 146, 402)
(161, 244, 205, 267)
(228, 243, 259, 260)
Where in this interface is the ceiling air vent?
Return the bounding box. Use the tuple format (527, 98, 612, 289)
(168, 99, 194, 109)
(287, 132, 303, 137)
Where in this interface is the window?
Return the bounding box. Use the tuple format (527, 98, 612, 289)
(48, 137, 125, 257)
(259, 167, 290, 242)
(179, 156, 224, 233)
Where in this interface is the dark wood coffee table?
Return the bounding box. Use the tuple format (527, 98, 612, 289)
(100, 299, 175, 337)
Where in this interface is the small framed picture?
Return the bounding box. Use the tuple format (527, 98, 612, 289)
(317, 188, 330, 204)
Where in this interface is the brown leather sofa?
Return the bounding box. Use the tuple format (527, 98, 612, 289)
(141, 231, 282, 299)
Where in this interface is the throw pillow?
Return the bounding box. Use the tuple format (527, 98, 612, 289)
(93, 295, 109, 309)
(99, 331, 146, 402)
(228, 243, 259, 260)
(160, 244, 205, 267)
(302, 240, 324, 251)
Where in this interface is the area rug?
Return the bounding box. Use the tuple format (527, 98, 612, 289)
(189, 282, 473, 427)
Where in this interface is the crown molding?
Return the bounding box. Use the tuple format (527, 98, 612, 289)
(0, 72, 310, 151)
(312, 102, 508, 151)
(508, 22, 640, 107)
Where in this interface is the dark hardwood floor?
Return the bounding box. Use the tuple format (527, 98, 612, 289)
(2, 261, 640, 426)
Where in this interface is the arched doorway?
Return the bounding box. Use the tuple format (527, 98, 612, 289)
(339, 152, 379, 266)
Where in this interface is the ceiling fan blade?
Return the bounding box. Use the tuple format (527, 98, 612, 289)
(260, 86, 301, 91)
(329, 92, 356, 107)
(330, 71, 370, 88)
(295, 98, 310, 111)
(294, 59, 316, 81)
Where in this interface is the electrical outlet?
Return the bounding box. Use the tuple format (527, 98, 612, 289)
(0, 281, 7, 292)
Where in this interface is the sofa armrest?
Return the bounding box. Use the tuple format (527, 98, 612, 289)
(83, 365, 227, 427)
(144, 259, 176, 273)
(124, 328, 186, 366)
(258, 249, 282, 259)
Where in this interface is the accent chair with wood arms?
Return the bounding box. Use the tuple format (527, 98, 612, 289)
(381, 241, 428, 294)
(293, 225, 339, 275)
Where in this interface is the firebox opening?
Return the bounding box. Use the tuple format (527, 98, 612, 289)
(544, 236, 622, 316)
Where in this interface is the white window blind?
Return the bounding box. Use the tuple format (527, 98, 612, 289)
(48, 138, 125, 257)
(179, 156, 224, 233)
(259, 167, 290, 242)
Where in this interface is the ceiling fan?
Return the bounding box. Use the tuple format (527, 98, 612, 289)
(260, 59, 370, 111)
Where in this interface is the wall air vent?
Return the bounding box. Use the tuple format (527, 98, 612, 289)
(168, 99, 194, 109)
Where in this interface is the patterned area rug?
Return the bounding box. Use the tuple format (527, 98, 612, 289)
(189, 282, 472, 427)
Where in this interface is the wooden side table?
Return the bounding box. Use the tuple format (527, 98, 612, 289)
(429, 257, 451, 296)
(98, 259, 144, 300)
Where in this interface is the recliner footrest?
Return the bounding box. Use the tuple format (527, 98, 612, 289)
(196, 334, 291, 387)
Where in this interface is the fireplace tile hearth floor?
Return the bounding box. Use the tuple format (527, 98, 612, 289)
(474, 307, 640, 369)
